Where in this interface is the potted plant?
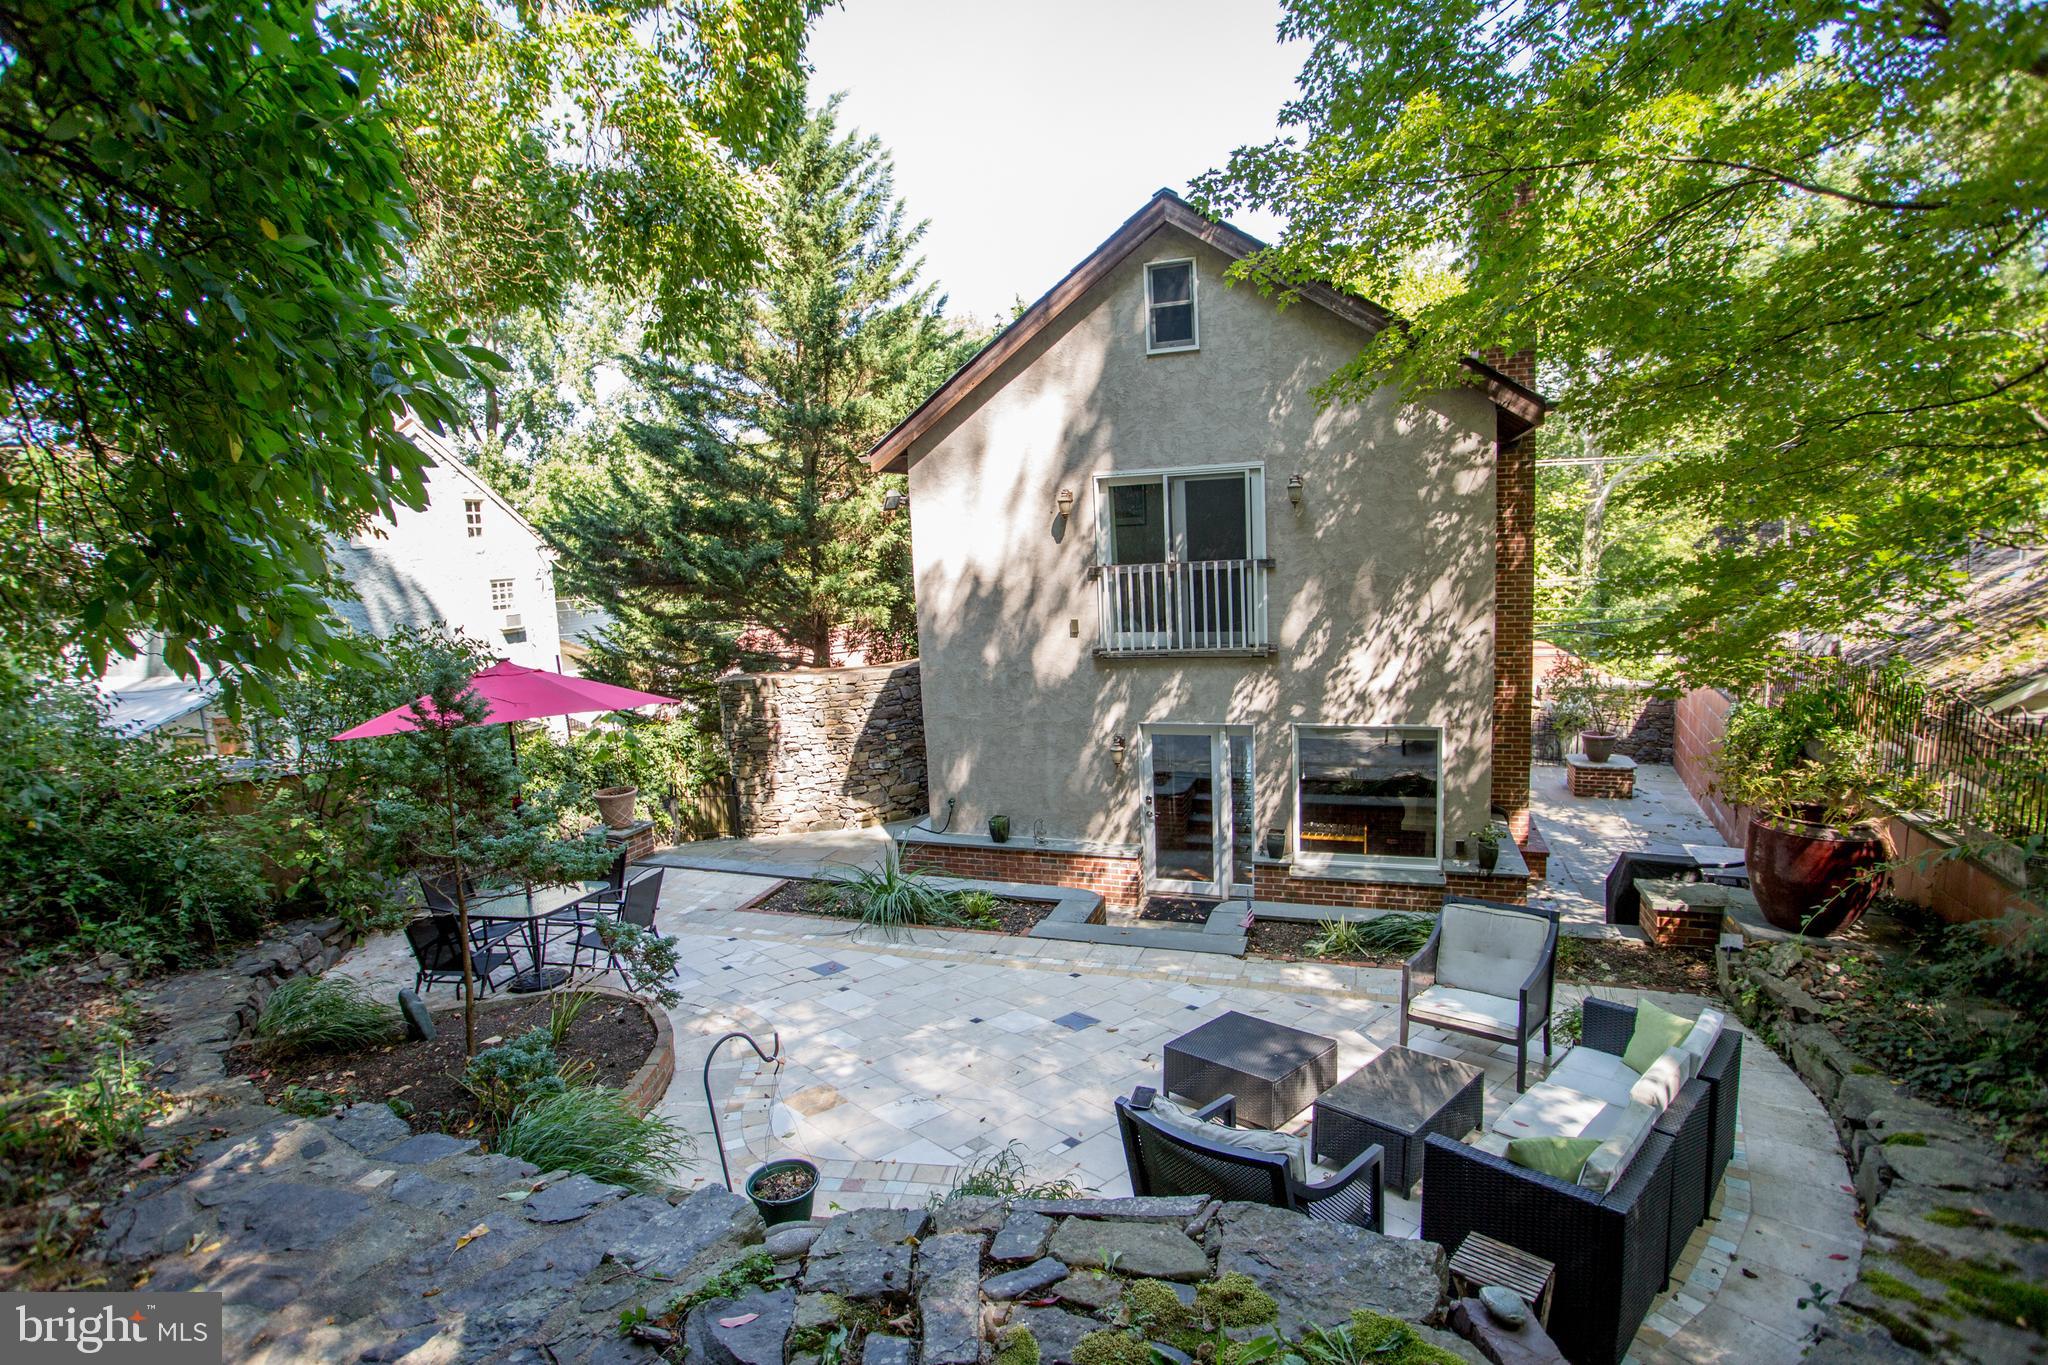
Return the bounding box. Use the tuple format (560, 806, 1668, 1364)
(1466, 824, 1502, 873)
(987, 814, 1011, 844)
(745, 1157, 818, 1226)
(1547, 657, 1633, 763)
(1709, 674, 1934, 937)
(579, 729, 641, 829)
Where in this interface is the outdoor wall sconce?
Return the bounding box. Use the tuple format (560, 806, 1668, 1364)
(1286, 473, 1304, 509)
(1056, 487, 1075, 519)
(1109, 734, 1127, 768)
(882, 489, 904, 513)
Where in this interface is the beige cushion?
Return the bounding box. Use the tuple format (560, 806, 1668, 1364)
(1547, 1046, 1643, 1107)
(1408, 985, 1523, 1037)
(1148, 1097, 1308, 1181)
(1677, 1008, 1726, 1074)
(1492, 1082, 1632, 1141)
(1578, 1100, 1660, 1193)
(1629, 1048, 1689, 1110)
(1437, 902, 1551, 999)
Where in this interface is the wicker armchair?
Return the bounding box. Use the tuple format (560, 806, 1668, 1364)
(1115, 1093, 1385, 1231)
(1400, 898, 1559, 1089)
(1422, 1127, 1677, 1365)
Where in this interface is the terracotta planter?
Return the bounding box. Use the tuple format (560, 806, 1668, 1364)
(594, 785, 638, 829)
(1581, 732, 1620, 764)
(1745, 814, 1887, 937)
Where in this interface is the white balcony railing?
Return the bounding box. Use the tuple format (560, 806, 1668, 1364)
(1096, 559, 1270, 655)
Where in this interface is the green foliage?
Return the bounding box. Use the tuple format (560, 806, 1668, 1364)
(0, 674, 271, 967)
(1831, 909, 2048, 1157)
(663, 1250, 778, 1319)
(995, 1326, 1041, 1365)
(1196, 0, 2048, 688)
(952, 890, 1003, 929)
(254, 977, 401, 1058)
(0, 1007, 164, 1211)
(927, 1141, 1084, 1209)
(1073, 1331, 1153, 1365)
(0, 0, 481, 680)
(277, 1085, 347, 1118)
(1711, 668, 1936, 828)
(461, 1027, 581, 1122)
(1543, 656, 1640, 739)
(1195, 1274, 1278, 1329)
(811, 851, 972, 931)
(496, 1085, 689, 1191)
(1307, 914, 1433, 960)
(593, 920, 685, 1010)
(1123, 1281, 1192, 1333)
(347, 0, 812, 343)
(1555, 1003, 1584, 1045)
(544, 103, 981, 702)
(1298, 1311, 1465, 1365)
(547, 989, 598, 1047)
(513, 715, 729, 843)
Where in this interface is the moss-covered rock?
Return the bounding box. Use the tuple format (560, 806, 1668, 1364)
(1073, 1330, 1154, 1365)
(1195, 1273, 1277, 1328)
(1123, 1279, 1192, 1332)
(995, 1325, 1041, 1365)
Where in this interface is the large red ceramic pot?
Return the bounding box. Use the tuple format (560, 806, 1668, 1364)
(1745, 813, 1888, 937)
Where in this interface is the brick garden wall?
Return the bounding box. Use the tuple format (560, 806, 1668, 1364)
(900, 840, 1142, 909)
(1491, 429, 1535, 845)
(1568, 761, 1637, 799)
(718, 660, 927, 836)
(1250, 866, 1530, 911)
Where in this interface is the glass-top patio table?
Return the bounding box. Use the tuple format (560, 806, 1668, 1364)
(467, 882, 599, 993)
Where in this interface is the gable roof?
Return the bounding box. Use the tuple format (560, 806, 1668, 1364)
(867, 189, 1547, 473)
(393, 414, 555, 559)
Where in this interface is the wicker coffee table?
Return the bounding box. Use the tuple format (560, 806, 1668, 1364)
(1312, 1046, 1485, 1195)
(1163, 1011, 1339, 1130)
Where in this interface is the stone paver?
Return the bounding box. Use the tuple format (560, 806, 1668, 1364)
(1529, 760, 1727, 933)
(307, 771, 1851, 1364)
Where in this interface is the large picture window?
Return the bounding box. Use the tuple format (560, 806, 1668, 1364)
(1292, 725, 1441, 867)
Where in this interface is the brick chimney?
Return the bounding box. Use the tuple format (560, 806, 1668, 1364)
(1487, 348, 1537, 846)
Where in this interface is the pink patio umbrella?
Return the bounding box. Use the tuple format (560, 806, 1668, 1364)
(331, 659, 678, 740)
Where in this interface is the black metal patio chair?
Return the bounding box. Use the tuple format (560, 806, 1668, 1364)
(558, 868, 668, 975)
(404, 914, 517, 996)
(1115, 1091, 1384, 1231)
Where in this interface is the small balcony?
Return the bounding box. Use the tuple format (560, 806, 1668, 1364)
(1093, 558, 1272, 657)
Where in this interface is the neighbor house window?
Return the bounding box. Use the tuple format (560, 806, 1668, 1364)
(490, 578, 515, 611)
(464, 499, 484, 537)
(1292, 725, 1441, 866)
(1146, 259, 1197, 353)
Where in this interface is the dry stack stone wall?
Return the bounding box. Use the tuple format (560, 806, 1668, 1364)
(719, 660, 928, 836)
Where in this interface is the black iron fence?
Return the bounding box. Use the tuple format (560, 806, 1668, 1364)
(1842, 665, 2048, 839)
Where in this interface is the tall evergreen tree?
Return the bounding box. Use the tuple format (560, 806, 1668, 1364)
(550, 102, 978, 697)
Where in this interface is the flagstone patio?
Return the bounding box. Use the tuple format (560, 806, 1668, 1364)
(335, 859, 1856, 1361)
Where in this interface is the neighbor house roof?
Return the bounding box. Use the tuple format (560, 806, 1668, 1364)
(1839, 545, 2048, 712)
(866, 189, 1548, 473)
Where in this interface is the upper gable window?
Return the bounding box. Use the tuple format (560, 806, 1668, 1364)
(464, 498, 484, 537)
(1146, 260, 1198, 353)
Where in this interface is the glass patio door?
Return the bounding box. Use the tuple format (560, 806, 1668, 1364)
(1144, 725, 1229, 899)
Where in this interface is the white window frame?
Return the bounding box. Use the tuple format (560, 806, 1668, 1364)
(489, 577, 516, 611)
(1289, 723, 1445, 872)
(1092, 463, 1266, 565)
(1145, 258, 1199, 354)
(464, 499, 484, 538)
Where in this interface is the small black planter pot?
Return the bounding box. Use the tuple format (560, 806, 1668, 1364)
(745, 1158, 818, 1226)
(987, 815, 1011, 844)
(1475, 842, 1501, 873)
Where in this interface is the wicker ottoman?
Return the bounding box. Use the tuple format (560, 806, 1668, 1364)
(1312, 1046, 1486, 1195)
(1163, 1011, 1339, 1130)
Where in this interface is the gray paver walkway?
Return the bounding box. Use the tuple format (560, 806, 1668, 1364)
(1528, 760, 1730, 933)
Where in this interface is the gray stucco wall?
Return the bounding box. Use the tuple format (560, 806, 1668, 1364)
(901, 224, 1501, 861)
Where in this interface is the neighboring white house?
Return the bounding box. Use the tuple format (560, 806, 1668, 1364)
(99, 420, 568, 749)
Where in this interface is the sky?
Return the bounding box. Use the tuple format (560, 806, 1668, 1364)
(807, 0, 1310, 324)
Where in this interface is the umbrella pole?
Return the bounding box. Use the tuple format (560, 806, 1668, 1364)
(508, 723, 535, 914)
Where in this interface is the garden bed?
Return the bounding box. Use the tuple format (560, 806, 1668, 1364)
(1245, 919, 1717, 992)
(748, 880, 1056, 935)
(229, 992, 657, 1138)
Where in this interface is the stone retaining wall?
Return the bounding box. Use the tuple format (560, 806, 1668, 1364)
(719, 660, 928, 836)
(1721, 941, 2048, 1362)
(1534, 693, 1675, 764)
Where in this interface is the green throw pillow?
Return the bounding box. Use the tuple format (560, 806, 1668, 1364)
(1621, 999, 1695, 1073)
(1507, 1136, 1603, 1181)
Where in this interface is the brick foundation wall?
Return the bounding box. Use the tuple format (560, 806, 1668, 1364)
(901, 840, 1142, 909)
(1492, 429, 1535, 845)
(718, 660, 927, 836)
(1520, 817, 1551, 881)
(1251, 866, 1530, 911)
(1568, 762, 1637, 799)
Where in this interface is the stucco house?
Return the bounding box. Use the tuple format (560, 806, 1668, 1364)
(871, 191, 1546, 911)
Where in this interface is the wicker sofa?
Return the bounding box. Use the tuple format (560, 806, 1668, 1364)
(1420, 999, 1741, 1365)
(1114, 1092, 1385, 1231)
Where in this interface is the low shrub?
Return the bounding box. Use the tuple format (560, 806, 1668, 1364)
(952, 889, 1002, 929)
(1307, 913, 1433, 959)
(253, 976, 400, 1057)
(495, 1085, 689, 1190)
(927, 1141, 1082, 1208)
(812, 851, 967, 930)
(461, 1027, 584, 1122)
